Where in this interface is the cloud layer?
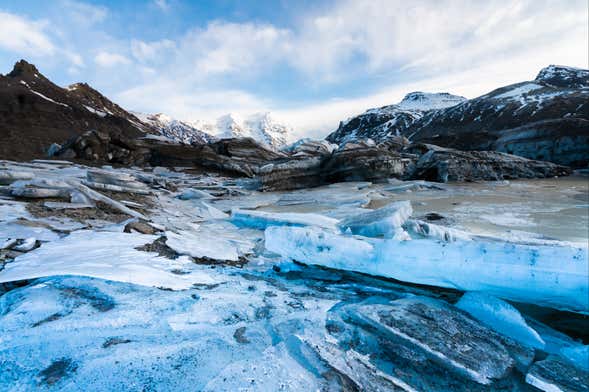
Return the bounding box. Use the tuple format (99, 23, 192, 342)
(0, 0, 586, 138)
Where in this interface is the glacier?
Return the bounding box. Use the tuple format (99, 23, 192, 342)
(264, 225, 589, 313)
(455, 292, 546, 349)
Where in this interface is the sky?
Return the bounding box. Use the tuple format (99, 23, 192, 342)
(0, 0, 587, 138)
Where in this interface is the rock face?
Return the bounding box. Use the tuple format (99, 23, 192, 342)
(326, 92, 466, 145)
(403, 65, 589, 167)
(407, 143, 571, 182)
(0, 60, 147, 161)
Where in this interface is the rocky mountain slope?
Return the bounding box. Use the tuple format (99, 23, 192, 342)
(0, 60, 148, 161)
(404, 65, 589, 167)
(326, 92, 466, 145)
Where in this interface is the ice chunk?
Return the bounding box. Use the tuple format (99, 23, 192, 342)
(560, 345, 589, 371)
(0, 170, 34, 185)
(265, 226, 374, 267)
(13, 237, 37, 252)
(338, 201, 412, 238)
(265, 226, 589, 313)
(456, 292, 545, 349)
(404, 219, 472, 242)
(0, 231, 215, 289)
(525, 355, 589, 392)
(166, 230, 240, 261)
(231, 209, 339, 230)
(177, 188, 214, 200)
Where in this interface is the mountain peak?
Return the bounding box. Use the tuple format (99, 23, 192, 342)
(7, 59, 42, 78)
(397, 91, 466, 111)
(535, 65, 589, 88)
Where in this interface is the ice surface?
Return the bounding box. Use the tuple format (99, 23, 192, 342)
(338, 201, 412, 239)
(0, 222, 60, 243)
(231, 208, 339, 230)
(165, 229, 240, 261)
(265, 226, 589, 312)
(560, 345, 589, 371)
(0, 231, 217, 289)
(456, 292, 545, 349)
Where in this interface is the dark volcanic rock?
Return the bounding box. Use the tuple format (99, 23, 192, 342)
(321, 141, 412, 184)
(403, 65, 589, 167)
(408, 143, 571, 182)
(0, 60, 147, 161)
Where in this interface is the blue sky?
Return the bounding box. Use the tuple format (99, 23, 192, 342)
(0, 0, 587, 138)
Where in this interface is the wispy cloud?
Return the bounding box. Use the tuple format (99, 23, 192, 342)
(95, 51, 131, 67)
(0, 0, 586, 137)
(0, 12, 55, 56)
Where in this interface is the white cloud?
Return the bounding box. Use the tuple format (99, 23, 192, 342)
(181, 22, 290, 75)
(61, 0, 108, 25)
(95, 51, 131, 67)
(154, 0, 170, 11)
(131, 39, 176, 62)
(0, 12, 55, 56)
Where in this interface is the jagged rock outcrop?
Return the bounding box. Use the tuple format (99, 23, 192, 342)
(326, 92, 466, 145)
(321, 141, 412, 184)
(403, 65, 589, 167)
(407, 143, 571, 182)
(0, 60, 146, 161)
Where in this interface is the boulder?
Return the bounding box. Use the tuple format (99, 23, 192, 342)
(407, 143, 571, 182)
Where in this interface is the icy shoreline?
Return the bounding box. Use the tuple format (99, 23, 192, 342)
(1, 160, 587, 390)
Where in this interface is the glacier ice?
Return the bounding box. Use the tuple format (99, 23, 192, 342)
(456, 292, 545, 349)
(165, 229, 240, 261)
(231, 208, 339, 230)
(264, 225, 589, 313)
(338, 200, 412, 239)
(0, 230, 218, 289)
(560, 345, 589, 371)
(265, 226, 375, 268)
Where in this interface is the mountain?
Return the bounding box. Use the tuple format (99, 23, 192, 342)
(402, 65, 589, 167)
(139, 111, 293, 149)
(326, 92, 466, 145)
(0, 60, 146, 160)
(133, 112, 215, 145)
(215, 112, 292, 149)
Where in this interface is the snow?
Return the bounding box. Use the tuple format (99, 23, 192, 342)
(0, 230, 218, 289)
(265, 226, 589, 313)
(231, 208, 339, 230)
(493, 83, 543, 100)
(338, 201, 412, 239)
(456, 292, 545, 349)
(30, 90, 69, 107)
(84, 105, 107, 117)
(396, 92, 466, 111)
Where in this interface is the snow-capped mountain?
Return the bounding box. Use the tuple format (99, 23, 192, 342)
(216, 112, 291, 148)
(133, 112, 215, 145)
(139, 111, 293, 149)
(326, 92, 466, 145)
(403, 65, 589, 167)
